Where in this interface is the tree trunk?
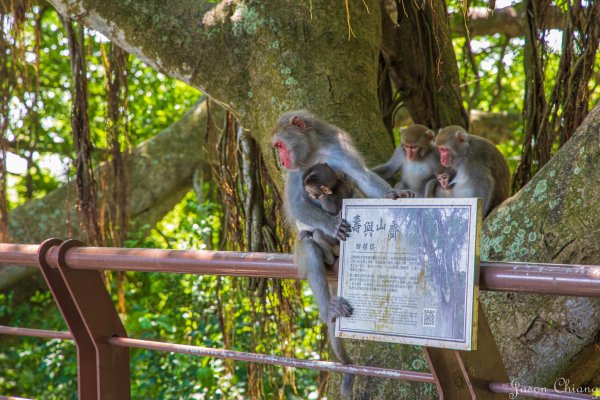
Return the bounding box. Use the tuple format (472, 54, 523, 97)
(0, 99, 221, 291)
(382, 0, 468, 129)
(36, 0, 600, 395)
(482, 103, 600, 386)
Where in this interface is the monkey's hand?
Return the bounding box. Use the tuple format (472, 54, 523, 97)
(334, 217, 351, 241)
(385, 189, 416, 199)
(328, 296, 353, 323)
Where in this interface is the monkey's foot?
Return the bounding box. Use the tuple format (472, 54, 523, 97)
(321, 249, 336, 266)
(385, 189, 416, 199)
(335, 218, 351, 241)
(298, 230, 313, 241)
(328, 296, 353, 323)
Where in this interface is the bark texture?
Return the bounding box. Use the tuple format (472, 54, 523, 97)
(0, 99, 219, 291)
(382, 0, 468, 129)
(482, 104, 600, 386)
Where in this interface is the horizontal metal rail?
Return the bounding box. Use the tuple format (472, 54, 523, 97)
(1, 240, 599, 400)
(0, 326, 72, 340)
(107, 337, 436, 383)
(4, 326, 595, 399)
(0, 326, 434, 382)
(1, 243, 599, 297)
(0, 239, 600, 400)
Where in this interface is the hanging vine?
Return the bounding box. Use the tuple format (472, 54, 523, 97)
(0, 0, 32, 241)
(204, 105, 312, 399)
(62, 17, 102, 245)
(380, 0, 468, 130)
(0, 9, 9, 242)
(100, 42, 130, 313)
(513, 0, 600, 191)
(100, 43, 130, 247)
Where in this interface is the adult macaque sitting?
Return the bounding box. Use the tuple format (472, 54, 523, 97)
(372, 124, 439, 197)
(272, 109, 396, 398)
(435, 125, 510, 216)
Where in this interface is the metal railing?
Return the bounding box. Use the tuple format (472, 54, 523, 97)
(0, 239, 598, 400)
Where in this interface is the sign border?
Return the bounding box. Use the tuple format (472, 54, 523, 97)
(335, 198, 481, 351)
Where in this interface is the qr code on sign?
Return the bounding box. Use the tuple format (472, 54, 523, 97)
(423, 308, 436, 327)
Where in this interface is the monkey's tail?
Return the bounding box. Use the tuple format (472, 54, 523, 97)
(328, 323, 354, 398)
(341, 373, 354, 399)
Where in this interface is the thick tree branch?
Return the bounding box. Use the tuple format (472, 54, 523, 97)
(482, 103, 600, 384)
(450, 6, 565, 37)
(47, 0, 253, 108)
(0, 99, 222, 291)
(47, 0, 394, 184)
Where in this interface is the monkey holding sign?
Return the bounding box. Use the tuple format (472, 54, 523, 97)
(435, 125, 510, 217)
(372, 124, 439, 197)
(300, 163, 355, 265)
(272, 110, 397, 398)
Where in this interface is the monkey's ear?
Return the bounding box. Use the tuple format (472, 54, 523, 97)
(454, 130, 465, 143)
(290, 116, 306, 131)
(320, 185, 333, 195)
(425, 129, 435, 140)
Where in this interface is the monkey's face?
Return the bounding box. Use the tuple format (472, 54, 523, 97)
(437, 173, 450, 190)
(305, 185, 322, 200)
(437, 146, 453, 167)
(272, 115, 313, 170)
(403, 144, 420, 161)
(305, 184, 332, 200)
(401, 125, 434, 162)
(435, 126, 467, 167)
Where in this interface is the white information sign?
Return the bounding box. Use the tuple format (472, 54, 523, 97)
(335, 198, 481, 351)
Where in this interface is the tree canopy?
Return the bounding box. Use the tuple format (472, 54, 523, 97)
(0, 0, 599, 399)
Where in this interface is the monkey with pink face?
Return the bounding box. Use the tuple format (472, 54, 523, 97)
(435, 125, 510, 217)
(272, 110, 402, 398)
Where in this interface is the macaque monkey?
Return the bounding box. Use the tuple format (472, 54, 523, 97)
(435, 125, 510, 216)
(272, 110, 394, 398)
(372, 124, 439, 197)
(424, 165, 456, 198)
(301, 163, 354, 265)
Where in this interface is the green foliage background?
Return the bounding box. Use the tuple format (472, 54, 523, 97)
(1, 2, 599, 399)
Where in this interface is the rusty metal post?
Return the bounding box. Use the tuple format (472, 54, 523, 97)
(54, 240, 130, 399)
(425, 303, 510, 399)
(37, 238, 99, 399)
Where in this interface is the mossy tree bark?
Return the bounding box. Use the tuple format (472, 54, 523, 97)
(40, 0, 600, 395)
(482, 104, 600, 386)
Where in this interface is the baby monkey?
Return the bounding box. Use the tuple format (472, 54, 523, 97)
(424, 165, 457, 198)
(301, 163, 354, 265)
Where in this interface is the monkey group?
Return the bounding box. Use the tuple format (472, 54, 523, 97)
(271, 110, 510, 399)
(374, 124, 510, 217)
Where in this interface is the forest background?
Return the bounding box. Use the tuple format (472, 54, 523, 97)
(0, 0, 599, 399)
